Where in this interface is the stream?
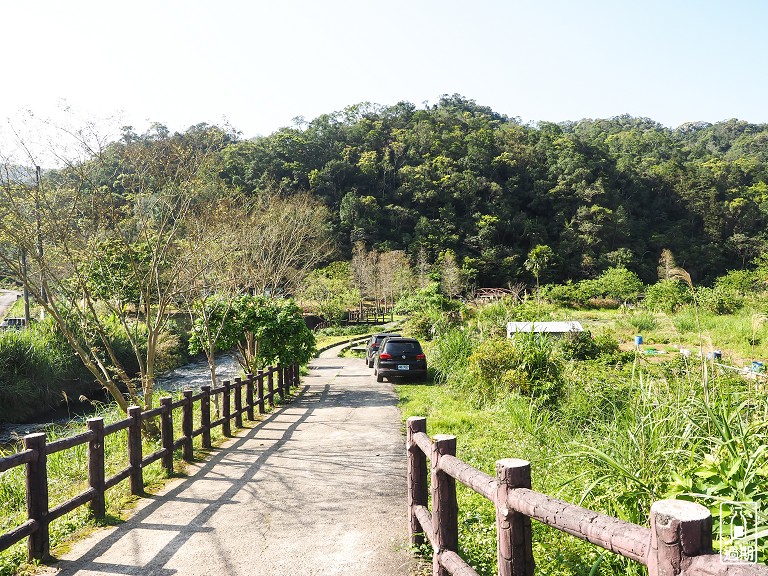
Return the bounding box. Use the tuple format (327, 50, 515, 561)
(0, 353, 243, 447)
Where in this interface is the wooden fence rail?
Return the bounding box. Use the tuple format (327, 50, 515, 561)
(346, 304, 394, 325)
(407, 416, 768, 576)
(0, 363, 300, 563)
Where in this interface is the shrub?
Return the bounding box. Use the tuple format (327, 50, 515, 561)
(404, 309, 442, 341)
(715, 269, 757, 295)
(540, 281, 580, 307)
(394, 282, 461, 315)
(643, 279, 692, 313)
(696, 285, 743, 315)
(557, 330, 600, 360)
(466, 334, 563, 405)
(315, 324, 378, 337)
(557, 330, 619, 361)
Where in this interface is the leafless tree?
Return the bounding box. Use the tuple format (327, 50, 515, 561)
(0, 117, 228, 416)
(239, 191, 335, 297)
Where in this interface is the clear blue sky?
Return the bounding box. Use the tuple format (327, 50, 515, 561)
(2, 0, 766, 138)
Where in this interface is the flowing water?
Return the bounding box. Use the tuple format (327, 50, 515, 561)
(0, 353, 243, 447)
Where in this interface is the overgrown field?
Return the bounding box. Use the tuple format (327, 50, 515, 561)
(396, 294, 768, 575)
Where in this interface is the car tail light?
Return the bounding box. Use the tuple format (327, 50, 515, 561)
(379, 353, 392, 360)
(416, 353, 426, 360)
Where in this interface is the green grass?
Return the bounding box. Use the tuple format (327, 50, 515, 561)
(0, 387, 262, 576)
(398, 383, 643, 576)
(546, 303, 768, 367)
(397, 298, 768, 575)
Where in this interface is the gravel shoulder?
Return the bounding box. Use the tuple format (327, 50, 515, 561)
(41, 343, 415, 576)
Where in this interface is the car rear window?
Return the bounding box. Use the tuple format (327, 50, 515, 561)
(384, 341, 422, 355)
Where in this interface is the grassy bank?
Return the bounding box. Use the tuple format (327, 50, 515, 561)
(396, 297, 768, 575)
(0, 317, 191, 424)
(0, 387, 271, 576)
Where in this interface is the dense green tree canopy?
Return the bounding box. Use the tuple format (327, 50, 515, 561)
(216, 96, 768, 286)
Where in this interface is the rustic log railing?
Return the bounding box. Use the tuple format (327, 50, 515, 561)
(407, 416, 768, 576)
(0, 363, 300, 563)
(346, 303, 394, 325)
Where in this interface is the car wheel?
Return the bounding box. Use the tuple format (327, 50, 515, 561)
(376, 372, 384, 382)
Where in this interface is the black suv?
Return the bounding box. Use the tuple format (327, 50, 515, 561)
(365, 332, 401, 367)
(374, 337, 427, 382)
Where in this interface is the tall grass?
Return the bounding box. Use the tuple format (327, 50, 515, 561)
(399, 294, 768, 574)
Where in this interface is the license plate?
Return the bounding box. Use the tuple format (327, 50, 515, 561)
(397, 365, 410, 370)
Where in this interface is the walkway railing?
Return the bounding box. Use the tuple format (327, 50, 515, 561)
(0, 363, 299, 563)
(407, 416, 768, 576)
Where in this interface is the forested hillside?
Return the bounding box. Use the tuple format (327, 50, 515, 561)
(216, 94, 768, 286)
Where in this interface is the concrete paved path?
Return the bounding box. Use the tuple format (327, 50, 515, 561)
(43, 343, 415, 576)
(0, 289, 21, 319)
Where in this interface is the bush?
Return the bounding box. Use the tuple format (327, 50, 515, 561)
(578, 267, 644, 304)
(715, 269, 757, 295)
(557, 330, 619, 361)
(540, 281, 580, 307)
(404, 309, 443, 341)
(466, 335, 563, 405)
(643, 279, 692, 313)
(696, 285, 743, 315)
(315, 324, 379, 337)
(394, 282, 461, 315)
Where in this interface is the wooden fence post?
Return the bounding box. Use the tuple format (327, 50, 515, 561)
(496, 459, 534, 576)
(222, 380, 231, 436)
(648, 500, 712, 576)
(278, 365, 285, 400)
(128, 405, 143, 495)
(257, 370, 265, 414)
(294, 362, 300, 388)
(182, 390, 193, 461)
(25, 432, 49, 561)
(234, 377, 243, 428)
(246, 373, 255, 421)
(161, 397, 174, 475)
(200, 385, 212, 449)
(431, 434, 458, 576)
(267, 368, 274, 408)
(407, 417, 428, 547)
(87, 417, 106, 518)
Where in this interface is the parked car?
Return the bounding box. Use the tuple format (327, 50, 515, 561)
(0, 317, 27, 330)
(374, 337, 427, 382)
(365, 332, 401, 368)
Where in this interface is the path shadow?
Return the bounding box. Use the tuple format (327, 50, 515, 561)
(47, 384, 321, 575)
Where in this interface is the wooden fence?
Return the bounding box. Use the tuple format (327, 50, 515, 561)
(346, 303, 394, 325)
(407, 416, 768, 576)
(0, 363, 299, 563)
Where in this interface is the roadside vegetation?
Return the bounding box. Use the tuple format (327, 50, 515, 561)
(3, 100, 768, 574)
(396, 263, 768, 575)
(0, 370, 303, 576)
